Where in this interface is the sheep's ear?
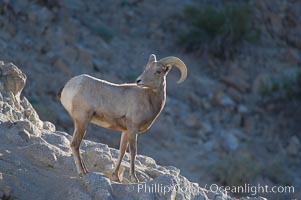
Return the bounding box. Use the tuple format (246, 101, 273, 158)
(148, 54, 156, 64)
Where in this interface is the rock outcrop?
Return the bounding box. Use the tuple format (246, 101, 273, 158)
(0, 63, 267, 200)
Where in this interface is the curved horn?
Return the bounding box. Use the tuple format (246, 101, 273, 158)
(158, 56, 187, 83)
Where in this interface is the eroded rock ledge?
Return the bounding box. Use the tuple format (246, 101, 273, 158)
(0, 62, 265, 200)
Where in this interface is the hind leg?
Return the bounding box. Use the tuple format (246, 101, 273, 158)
(112, 131, 128, 182)
(70, 112, 92, 175)
(127, 127, 138, 183)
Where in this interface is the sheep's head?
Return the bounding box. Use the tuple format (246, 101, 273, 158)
(136, 54, 187, 89)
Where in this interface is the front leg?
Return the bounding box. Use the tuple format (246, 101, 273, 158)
(128, 130, 139, 183)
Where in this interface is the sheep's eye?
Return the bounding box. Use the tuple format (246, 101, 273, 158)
(155, 70, 162, 75)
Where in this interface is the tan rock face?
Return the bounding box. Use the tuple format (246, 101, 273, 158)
(0, 61, 43, 127)
(0, 62, 26, 102)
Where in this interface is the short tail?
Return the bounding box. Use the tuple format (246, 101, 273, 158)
(57, 86, 64, 100)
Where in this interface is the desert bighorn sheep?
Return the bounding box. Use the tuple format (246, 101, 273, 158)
(59, 54, 187, 182)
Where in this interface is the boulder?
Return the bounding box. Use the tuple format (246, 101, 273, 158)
(0, 62, 26, 102)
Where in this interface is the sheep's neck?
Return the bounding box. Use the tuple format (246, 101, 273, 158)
(137, 81, 166, 132)
(149, 80, 166, 113)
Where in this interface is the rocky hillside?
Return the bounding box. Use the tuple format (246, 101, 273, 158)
(0, 62, 267, 200)
(0, 0, 301, 199)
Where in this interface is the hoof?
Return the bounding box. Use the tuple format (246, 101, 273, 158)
(83, 168, 89, 175)
(129, 174, 139, 183)
(78, 171, 88, 178)
(112, 173, 121, 182)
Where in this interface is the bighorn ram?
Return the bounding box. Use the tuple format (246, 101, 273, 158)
(59, 54, 187, 182)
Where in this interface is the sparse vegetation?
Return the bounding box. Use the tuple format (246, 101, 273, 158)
(0, 1, 8, 16)
(212, 150, 261, 187)
(80, 16, 115, 42)
(258, 68, 301, 101)
(1, 193, 13, 200)
(34, 0, 61, 9)
(0, 5, 4, 16)
(211, 149, 292, 198)
(264, 156, 293, 185)
(179, 2, 259, 59)
(93, 21, 115, 42)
